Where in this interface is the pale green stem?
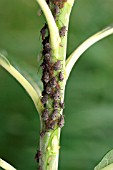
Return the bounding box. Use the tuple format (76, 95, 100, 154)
(66, 24, 113, 80)
(0, 53, 43, 114)
(36, 0, 61, 50)
(0, 158, 16, 170)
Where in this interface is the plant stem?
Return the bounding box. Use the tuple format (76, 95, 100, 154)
(36, 1, 75, 169)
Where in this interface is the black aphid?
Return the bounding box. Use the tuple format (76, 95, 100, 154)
(35, 150, 42, 163)
(41, 72, 50, 83)
(50, 77, 57, 88)
(51, 109, 59, 120)
(47, 121, 56, 130)
(45, 53, 51, 62)
(40, 130, 46, 138)
(42, 108, 49, 121)
(59, 26, 67, 37)
(41, 94, 48, 104)
(40, 23, 48, 40)
(45, 85, 52, 94)
(59, 71, 64, 81)
(53, 101, 59, 109)
(58, 114, 64, 128)
(53, 90, 60, 100)
(54, 60, 61, 70)
(60, 101, 65, 109)
(53, 5, 60, 20)
(44, 43, 51, 52)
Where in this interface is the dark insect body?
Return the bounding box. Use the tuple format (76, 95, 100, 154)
(59, 71, 64, 81)
(45, 85, 52, 94)
(51, 109, 59, 120)
(53, 90, 61, 100)
(50, 77, 58, 88)
(60, 101, 65, 109)
(54, 60, 62, 70)
(40, 23, 48, 40)
(58, 114, 64, 128)
(41, 94, 48, 104)
(53, 101, 59, 109)
(46, 120, 56, 130)
(41, 71, 50, 83)
(35, 150, 42, 163)
(40, 130, 46, 137)
(42, 108, 50, 121)
(59, 26, 67, 37)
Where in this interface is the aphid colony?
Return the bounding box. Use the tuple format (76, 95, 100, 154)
(40, 24, 65, 133)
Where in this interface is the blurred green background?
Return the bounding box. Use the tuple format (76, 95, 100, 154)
(0, 0, 113, 169)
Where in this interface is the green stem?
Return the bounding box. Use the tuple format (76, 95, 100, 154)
(37, 1, 75, 169)
(36, 0, 61, 50)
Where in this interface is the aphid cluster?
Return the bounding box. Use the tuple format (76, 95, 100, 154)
(39, 21, 65, 134)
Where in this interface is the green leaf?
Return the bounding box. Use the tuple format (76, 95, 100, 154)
(94, 150, 113, 170)
(0, 158, 16, 170)
(0, 53, 43, 114)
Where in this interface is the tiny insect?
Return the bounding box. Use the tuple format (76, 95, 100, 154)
(40, 23, 48, 40)
(59, 26, 67, 37)
(42, 108, 49, 121)
(44, 42, 51, 52)
(53, 89, 61, 100)
(40, 130, 46, 137)
(59, 101, 65, 109)
(53, 101, 59, 109)
(58, 114, 65, 128)
(45, 85, 52, 94)
(54, 60, 62, 70)
(53, 5, 60, 20)
(51, 109, 59, 120)
(59, 71, 64, 81)
(35, 150, 42, 163)
(41, 94, 48, 104)
(46, 120, 56, 130)
(41, 71, 50, 83)
(50, 77, 58, 88)
(44, 53, 51, 62)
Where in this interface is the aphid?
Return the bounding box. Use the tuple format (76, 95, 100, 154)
(35, 150, 42, 163)
(41, 94, 48, 104)
(53, 90, 61, 100)
(53, 5, 60, 20)
(41, 71, 50, 83)
(44, 43, 51, 52)
(45, 85, 52, 94)
(40, 23, 48, 40)
(46, 120, 56, 130)
(50, 77, 57, 88)
(42, 35, 49, 46)
(58, 114, 65, 128)
(59, 101, 65, 109)
(59, 71, 64, 81)
(54, 60, 62, 70)
(51, 109, 59, 120)
(44, 53, 51, 62)
(42, 108, 49, 121)
(53, 101, 59, 109)
(59, 26, 67, 37)
(40, 130, 46, 137)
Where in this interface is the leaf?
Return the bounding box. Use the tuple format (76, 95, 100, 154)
(94, 150, 113, 170)
(0, 158, 16, 170)
(0, 53, 43, 114)
(66, 24, 113, 80)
